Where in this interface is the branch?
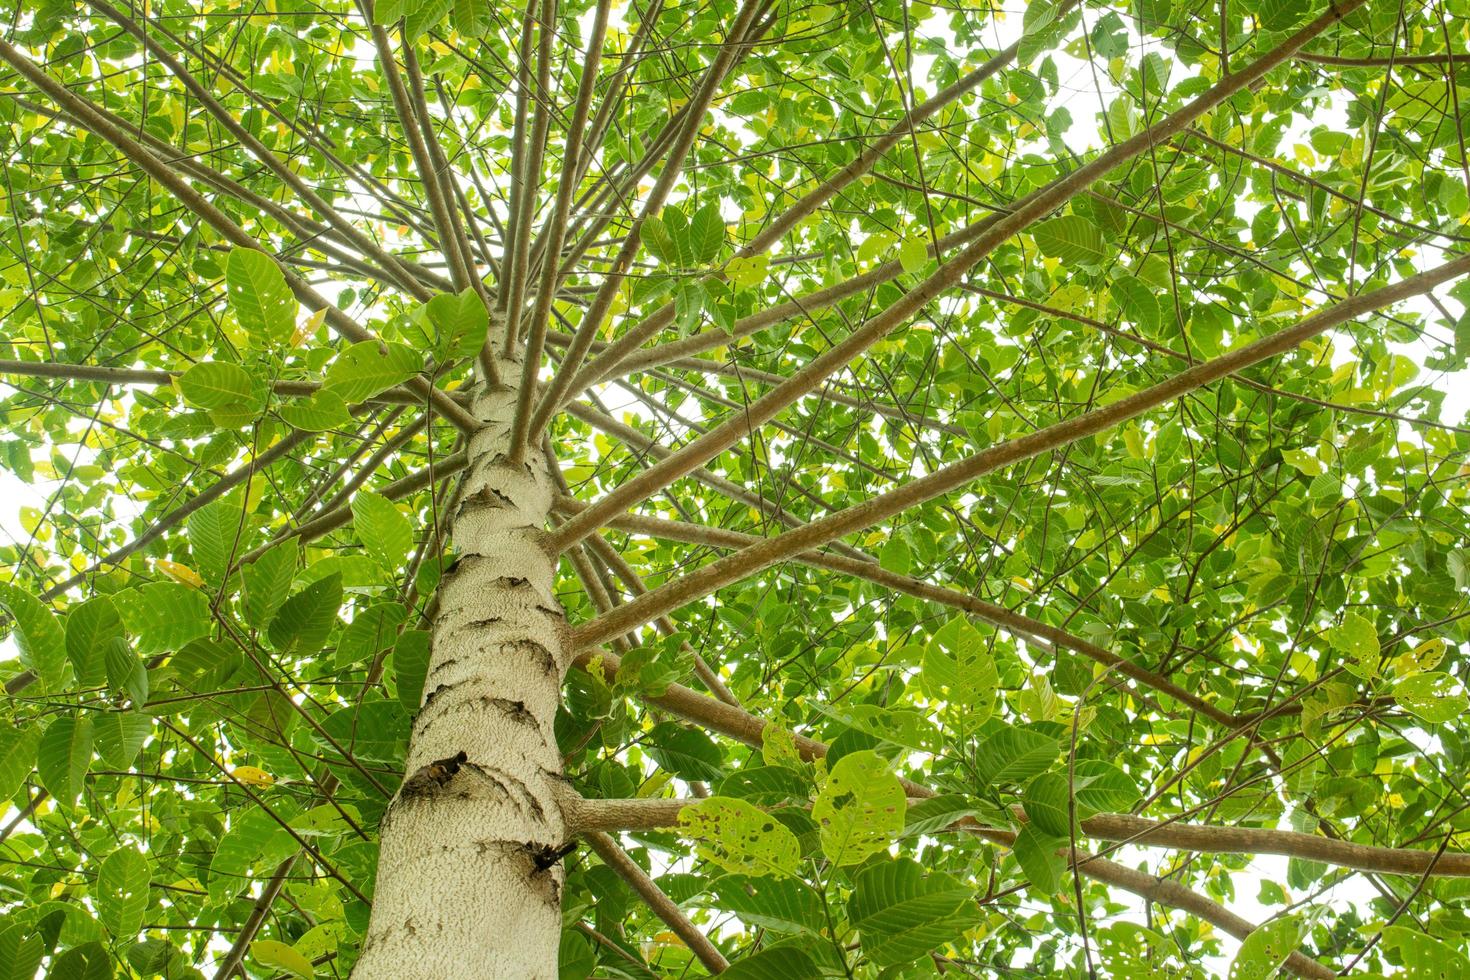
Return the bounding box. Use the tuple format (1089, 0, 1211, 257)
(582, 831, 729, 973)
(508, 0, 612, 457)
(84, 0, 434, 302)
(546, 0, 1369, 552)
(561, 795, 1470, 878)
(566, 655, 1338, 979)
(0, 36, 479, 434)
(0, 359, 432, 407)
(565, 0, 1081, 391)
(561, 502, 1241, 726)
(566, 249, 1470, 653)
(564, 401, 875, 565)
(526, 0, 767, 439)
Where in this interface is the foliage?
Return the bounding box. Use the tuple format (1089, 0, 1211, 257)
(1, 0, 1470, 976)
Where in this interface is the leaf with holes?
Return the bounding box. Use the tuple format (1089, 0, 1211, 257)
(96, 847, 149, 940)
(226, 247, 296, 346)
(812, 749, 905, 866)
(1394, 672, 1469, 725)
(1327, 611, 1380, 679)
(679, 796, 800, 878)
(1229, 914, 1306, 980)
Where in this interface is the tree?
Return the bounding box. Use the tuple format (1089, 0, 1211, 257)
(1, 0, 1469, 974)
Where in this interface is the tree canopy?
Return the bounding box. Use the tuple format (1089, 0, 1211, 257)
(2, 0, 1470, 976)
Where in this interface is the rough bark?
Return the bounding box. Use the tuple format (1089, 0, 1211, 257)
(353, 354, 569, 979)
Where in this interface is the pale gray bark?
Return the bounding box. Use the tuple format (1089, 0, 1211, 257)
(354, 354, 570, 979)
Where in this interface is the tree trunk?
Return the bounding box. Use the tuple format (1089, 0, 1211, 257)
(353, 353, 568, 978)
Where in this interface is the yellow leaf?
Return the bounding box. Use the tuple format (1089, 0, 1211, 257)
(232, 765, 276, 788)
(155, 559, 205, 589)
(294, 307, 327, 347)
(251, 939, 313, 978)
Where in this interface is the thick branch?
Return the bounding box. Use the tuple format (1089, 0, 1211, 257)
(567, 250, 1470, 652)
(569, 653, 1337, 980)
(562, 795, 1470, 878)
(582, 831, 728, 973)
(547, 0, 1368, 552)
(562, 503, 1241, 725)
(527, 0, 766, 435)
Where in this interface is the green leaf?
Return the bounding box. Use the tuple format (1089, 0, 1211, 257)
(64, 597, 122, 688)
(1228, 914, 1306, 980)
(46, 940, 112, 980)
(646, 722, 725, 781)
(113, 582, 210, 657)
(0, 725, 40, 802)
(878, 534, 911, 574)
(251, 939, 315, 979)
(1327, 611, 1380, 679)
(1032, 215, 1107, 265)
(423, 288, 489, 360)
(403, 0, 453, 40)
(975, 725, 1060, 787)
(186, 499, 246, 585)
(688, 202, 726, 264)
(1023, 772, 1076, 836)
(0, 923, 45, 980)
(898, 238, 929, 275)
(104, 636, 148, 705)
(1071, 759, 1142, 812)
(812, 749, 905, 866)
(96, 847, 149, 940)
(37, 713, 92, 811)
(1012, 824, 1066, 895)
(93, 712, 151, 770)
(850, 857, 973, 966)
(352, 490, 414, 571)
(558, 929, 596, 980)
(1254, 0, 1309, 33)
(267, 573, 342, 657)
(712, 875, 824, 934)
(323, 341, 421, 404)
(337, 601, 407, 668)
(393, 629, 432, 710)
(178, 362, 257, 412)
(1380, 924, 1470, 977)
(279, 389, 353, 432)
(0, 583, 67, 688)
(240, 544, 298, 630)
(679, 796, 801, 877)
(209, 806, 300, 903)
(719, 947, 820, 980)
(226, 247, 296, 346)
(903, 794, 987, 838)
(1394, 672, 1470, 725)
(451, 0, 492, 35)
(1110, 275, 1164, 334)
